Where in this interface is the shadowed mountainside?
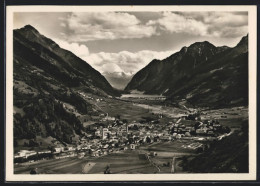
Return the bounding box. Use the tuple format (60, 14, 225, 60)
(125, 35, 248, 108)
(13, 25, 119, 144)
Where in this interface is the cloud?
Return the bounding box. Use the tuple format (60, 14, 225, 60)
(148, 12, 208, 36)
(208, 25, 248, 38)
(60, 22, 66, 27)
(101, 63, 123, 73)
(201, 12, 248, 29)
(53, 38, 89, 58)
(86, 50, 175, 74)
(62, 12, 157, 42)
(56, 11, 248, 43)
(148, 11, 248, 38)
(52, 36, 174, 75)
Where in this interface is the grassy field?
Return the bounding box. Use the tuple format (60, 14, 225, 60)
(137, 141, 200, 173)
(140, 141, 196, 154)
(201, 107, 248, 121)
(96, 98, 155, 122)
(14, 157, 86, 174)
(14, 150, 158, 174)
(88, 150, 158, 174)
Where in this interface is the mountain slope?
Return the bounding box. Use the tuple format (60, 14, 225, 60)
(125, 35, 248, 108)
(13, 25, 118, 144)
(14, 25, 118, 96)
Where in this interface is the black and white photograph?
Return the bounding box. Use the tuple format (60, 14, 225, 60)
(5, 5, 257, 181)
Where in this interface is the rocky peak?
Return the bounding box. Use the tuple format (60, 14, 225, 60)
(14, 25, 59, 49)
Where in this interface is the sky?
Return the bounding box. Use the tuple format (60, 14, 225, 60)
(13, 11, 248, 75)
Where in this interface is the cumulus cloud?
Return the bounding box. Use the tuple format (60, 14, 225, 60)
(57, 11, 248, 42)
(62, 12, 157, 42)
(202, 12, 248, 27)
(101, 63, 124, 73)
(148, 11, 248, 38)
(147, 12, 208, 36)
(52, 36, 174, 75)
(86, 50, 175, 74)
(53, 38, 89, 58)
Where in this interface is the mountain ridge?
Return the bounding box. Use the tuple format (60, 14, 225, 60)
(125, 35, 248, 108)
(14, 25, 119, 96)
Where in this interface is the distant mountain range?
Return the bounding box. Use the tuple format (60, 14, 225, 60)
(103, 72, 133, 90)
(125, 35, 248, 108)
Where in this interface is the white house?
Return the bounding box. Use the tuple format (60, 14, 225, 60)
(130, 144, 136, 150)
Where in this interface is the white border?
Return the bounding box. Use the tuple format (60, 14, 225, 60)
(6, 5, 257, 181)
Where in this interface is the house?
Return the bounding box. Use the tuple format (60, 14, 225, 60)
(197, 137, 206, 141)
(103, 144, 109, 149)
(184, 127, 193, 132)
(172, 133, 178, 138)
(67, 146, 76, 151)
(101, 128, 110, 139)
(16, 150, 37, 158)
(185, 132, 191, 137)
(130, 144, 136, 150)
(92, 151, 99, 157)
(176, 134, 182, 139)
(54, 147, 64, 153)
(149, 151, 157, 157)
(160, 136, 171, 141)
(196, 128, 207, 135)
(158, 133, 164, 137)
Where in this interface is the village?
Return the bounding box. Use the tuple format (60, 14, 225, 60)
(14, 108, 232, 166)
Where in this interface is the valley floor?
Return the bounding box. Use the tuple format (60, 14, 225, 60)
(14, 96, 248, 174)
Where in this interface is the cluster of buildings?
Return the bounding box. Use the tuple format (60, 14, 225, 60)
(170, 118, 226, 137)
(77, 91, 104, 102)
(14, 112, 230, 163)
(56, 117, 226, 158)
